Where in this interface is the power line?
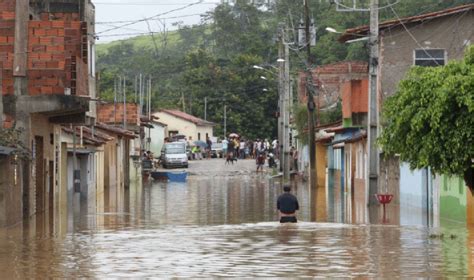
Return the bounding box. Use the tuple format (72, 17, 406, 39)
(389, 5, 441, 66)
(96, 13, 205, 25)
(94, 1, 218, 5)
(95, 1, 205, 35)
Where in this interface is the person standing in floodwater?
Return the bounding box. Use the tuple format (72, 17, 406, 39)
(277, 186, 299, 223)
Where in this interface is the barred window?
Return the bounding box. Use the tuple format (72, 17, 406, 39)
(414, 49, 445, 67)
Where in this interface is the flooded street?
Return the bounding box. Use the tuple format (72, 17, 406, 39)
(1, 159, 473, 278)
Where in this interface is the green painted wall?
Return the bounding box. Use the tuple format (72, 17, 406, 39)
(440, 175, 467, 224)
(343, 118, 352, 128)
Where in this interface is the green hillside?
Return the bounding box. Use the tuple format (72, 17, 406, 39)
(96, 0, 473, 139)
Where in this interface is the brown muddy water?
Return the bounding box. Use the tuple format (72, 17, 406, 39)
(0, 160, 473, 278)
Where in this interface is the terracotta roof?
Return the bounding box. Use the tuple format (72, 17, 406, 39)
(160, 109, 215, 126)
(61, 127, 106, 146)
(95, 123, 137, 138)
(339, 4, 474, 42)
(152, 120, 168, 127)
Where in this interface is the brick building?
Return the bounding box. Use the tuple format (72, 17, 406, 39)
(0, 0, 97, 226)
(297, 61, 368, 110)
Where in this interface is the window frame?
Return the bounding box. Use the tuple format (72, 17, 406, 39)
(413, 48, 447, 67)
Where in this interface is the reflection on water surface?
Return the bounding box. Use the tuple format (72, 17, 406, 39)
(0, 171, 473, 278)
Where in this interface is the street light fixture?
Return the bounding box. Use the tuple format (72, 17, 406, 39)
(276, 58, 285, 63)
(262, 88, 268, 92)
(325, 27, 339, 33)
(253, 65, 264, 70)
(260, 76, 267, 80)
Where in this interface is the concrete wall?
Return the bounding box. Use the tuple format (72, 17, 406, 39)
(0, 155, 22, 227)
(154, 112, 198, 140)
(153, 112, 215, 142)
(150, 124, 166, 155)
(316, 142, 327, 187)
(378, 11, 473, 223)
(440, 175, 467, 224)
(30, 114, 56, 216)
(399, 163, 424, 208)
(380, 11, 473, 99)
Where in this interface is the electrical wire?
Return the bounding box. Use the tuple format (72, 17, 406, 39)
(389, 5, 442, 66)
(94, 1, 218, 5)
(334, 0, 400, 12)
(95, 1, 205, 35)
(96, 13, 205, 25)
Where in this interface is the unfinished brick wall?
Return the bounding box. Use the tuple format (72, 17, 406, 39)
(97, 103, 139, 125)
(27, 18, 85, 96)
(298, 61, 368, 108)
(0, 1, 15, 96)
(342, 79, 369, 119)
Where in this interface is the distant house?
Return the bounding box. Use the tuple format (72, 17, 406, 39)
(153, 109, 215, 142)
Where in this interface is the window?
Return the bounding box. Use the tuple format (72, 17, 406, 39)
(198, 133, 201, 140)
(414, 49, 445, 67)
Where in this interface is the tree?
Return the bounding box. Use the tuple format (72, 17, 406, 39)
(378, 46, 474, 191)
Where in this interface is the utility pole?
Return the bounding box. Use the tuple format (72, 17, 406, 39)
(304, 0, 317, 190)
(204, 97, 207, 120)
(283, 32, 290, 182)
(134, 75, 138, 104)
(224, 104, 227, 138)
(123, 76, 127, 129)
(367, 0, 379, 205)
(278, 31, 284, 173)
(181, 91, 186, 112)
(114, 77, 117, 125)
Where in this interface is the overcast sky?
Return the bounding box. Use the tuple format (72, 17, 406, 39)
(94, 0, 221, 43)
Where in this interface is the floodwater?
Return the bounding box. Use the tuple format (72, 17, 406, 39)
(0, 159, 473, 278)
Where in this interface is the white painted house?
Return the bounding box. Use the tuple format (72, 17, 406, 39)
(152, 109, 215, 142)
(149, 121, 168, 155)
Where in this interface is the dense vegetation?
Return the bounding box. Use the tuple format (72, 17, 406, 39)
(379, 46, 474, 190)
(96, 0, 472, 139)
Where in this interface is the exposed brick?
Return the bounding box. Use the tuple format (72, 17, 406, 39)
(65, 29, 79, 36)
(39, 21, 52, 28)
(29, 37, 40, 44)
(51, 21, 65, 28)
(30, 45, 46, 52)
(46, 29, 58, 36)
(40, 13, 49, 21)
(29, 21, 41, 28)
(0, 28, 14, 36)
(34, 28, 46, 36)
(1, 12, 15, 20)
(70, 21, 81, 29)
(46, 61, 59, 69)
(41, 86, 53, 94)
(39, 37, 52, 45)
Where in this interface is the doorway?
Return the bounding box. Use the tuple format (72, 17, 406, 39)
(34, 136, 45, 214)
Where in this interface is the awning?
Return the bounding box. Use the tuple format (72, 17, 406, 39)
(333, 143, 345, 149)
(0, 146, 15, 156)
(67, 148, 94, 154)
